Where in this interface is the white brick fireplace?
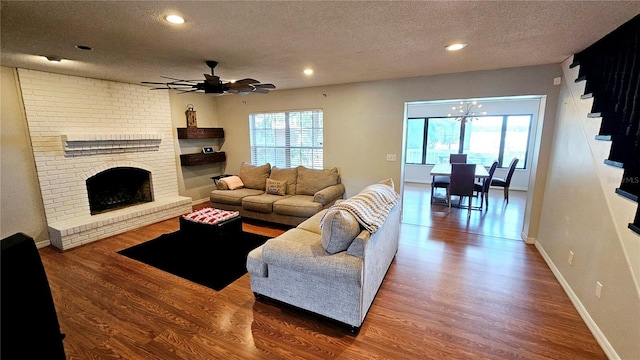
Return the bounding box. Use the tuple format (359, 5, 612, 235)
(18, 69, 192, 250)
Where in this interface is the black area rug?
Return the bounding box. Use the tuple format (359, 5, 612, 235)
(118, 230, 269, 291)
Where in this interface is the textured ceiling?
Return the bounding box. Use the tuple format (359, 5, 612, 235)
(2, 1, 639, 91)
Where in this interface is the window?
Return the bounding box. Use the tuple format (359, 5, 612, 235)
(406, 115, 531, 168)
(249, 110, 323, 169)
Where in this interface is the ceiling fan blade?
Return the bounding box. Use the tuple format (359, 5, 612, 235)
(159, 76, 200, 82)
(232, 78, 259, 85)
(167, 82, 199, 87)
(254, 83, 276, 89)
(253, 87, 270, 94)
(142, 81, 169, 85)
(228, 84, 254, 92)
(177, 89, 200, 94)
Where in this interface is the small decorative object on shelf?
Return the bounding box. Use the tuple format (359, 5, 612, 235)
(203, 147, 214, 154)
(186, 104, 197, 127)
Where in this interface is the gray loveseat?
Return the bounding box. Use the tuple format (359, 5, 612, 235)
(246, 180, 400, 332)
(210, 162, 345, 227)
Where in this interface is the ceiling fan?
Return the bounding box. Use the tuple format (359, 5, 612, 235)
(142, 60, 276, 95)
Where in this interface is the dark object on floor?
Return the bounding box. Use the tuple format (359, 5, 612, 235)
(118, 230, 269, 291)
(1, 233, 67, 360)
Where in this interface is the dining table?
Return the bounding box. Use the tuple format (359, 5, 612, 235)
(430, 163, 490, 178)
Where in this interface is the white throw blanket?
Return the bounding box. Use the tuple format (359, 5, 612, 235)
(321, 184, 399, 233)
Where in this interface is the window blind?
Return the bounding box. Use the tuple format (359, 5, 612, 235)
(250, 110, 323, 169)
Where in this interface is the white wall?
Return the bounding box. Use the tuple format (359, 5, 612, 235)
(535, 58, 639, 359)
(0, 67, 49, 244)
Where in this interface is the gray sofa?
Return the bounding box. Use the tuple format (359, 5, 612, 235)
(246, 180, 400, 332)
(210, 162, 345, 227)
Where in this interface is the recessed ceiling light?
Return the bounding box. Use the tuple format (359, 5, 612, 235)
(304, 68, 314, 75)
(445, 43, 467, 51)
(165, 14, 185, 24)
(75, 45, 93, 51)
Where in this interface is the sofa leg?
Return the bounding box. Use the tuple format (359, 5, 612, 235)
(253, 292, 264, 301)
(349, 325, 361, 335)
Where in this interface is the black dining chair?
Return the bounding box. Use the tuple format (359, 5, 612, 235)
(449, 153, 467, 164)
(431, 153, 468, 204)
(491, 157, 519, 203)
(474, 160, 498, 209)
(448, 163, 477, 217)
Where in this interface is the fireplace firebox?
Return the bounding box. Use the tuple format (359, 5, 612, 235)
(86, 167, 153, 215)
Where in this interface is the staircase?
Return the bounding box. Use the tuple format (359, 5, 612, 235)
(570, 14, 640, 235)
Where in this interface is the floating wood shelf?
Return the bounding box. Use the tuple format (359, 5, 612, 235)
(177, 127, 224, 139)
(180, 151, 226, 166)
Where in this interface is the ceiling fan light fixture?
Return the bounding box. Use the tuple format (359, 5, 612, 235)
(304, 68, 314, 76)
(445, 43, 467, 51)
(165, 14, 185, 24)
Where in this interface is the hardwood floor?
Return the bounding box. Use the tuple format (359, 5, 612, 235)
(38, 189, 606, 359)
(402, 182, 526, 240)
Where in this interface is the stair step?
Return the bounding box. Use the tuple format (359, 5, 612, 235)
(604, 159, 624, 168)
(587, 112, 602, 118)
(595, 135, 612, 141)
(575, 75, 587, 83)
(629, 223, 640, 235)
(569, 60, 580, 69)
(581, 93, 594, 99)
(615, 188, 638, 202)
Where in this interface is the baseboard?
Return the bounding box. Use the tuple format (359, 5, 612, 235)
(534, 241, 619, 360)
(521, 231, 535, 244)
(35, 239, 52, 249)
(192, 198, 212, 206)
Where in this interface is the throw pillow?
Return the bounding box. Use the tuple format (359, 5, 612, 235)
(238, 162, 271, 190)
(296, 166, 339, 195)
(269, 166, 298, 194)
(220, 175, 244, 190)
(265, 178, 287, 196)
(320, 209, 361, 254)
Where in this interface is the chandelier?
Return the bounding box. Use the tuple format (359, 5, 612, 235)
(447, 101, 487, 121)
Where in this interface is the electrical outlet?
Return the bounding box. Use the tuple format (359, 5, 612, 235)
(595, 281, 603, 299)
(568, 251, 574, 266)
(386, 154, 397, 161)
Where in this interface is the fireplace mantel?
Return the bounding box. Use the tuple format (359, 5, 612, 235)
(61, 133, 162, 156)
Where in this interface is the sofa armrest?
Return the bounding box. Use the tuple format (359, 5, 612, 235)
(346, 230, 370, 258)
(313, 183, 345, 205)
